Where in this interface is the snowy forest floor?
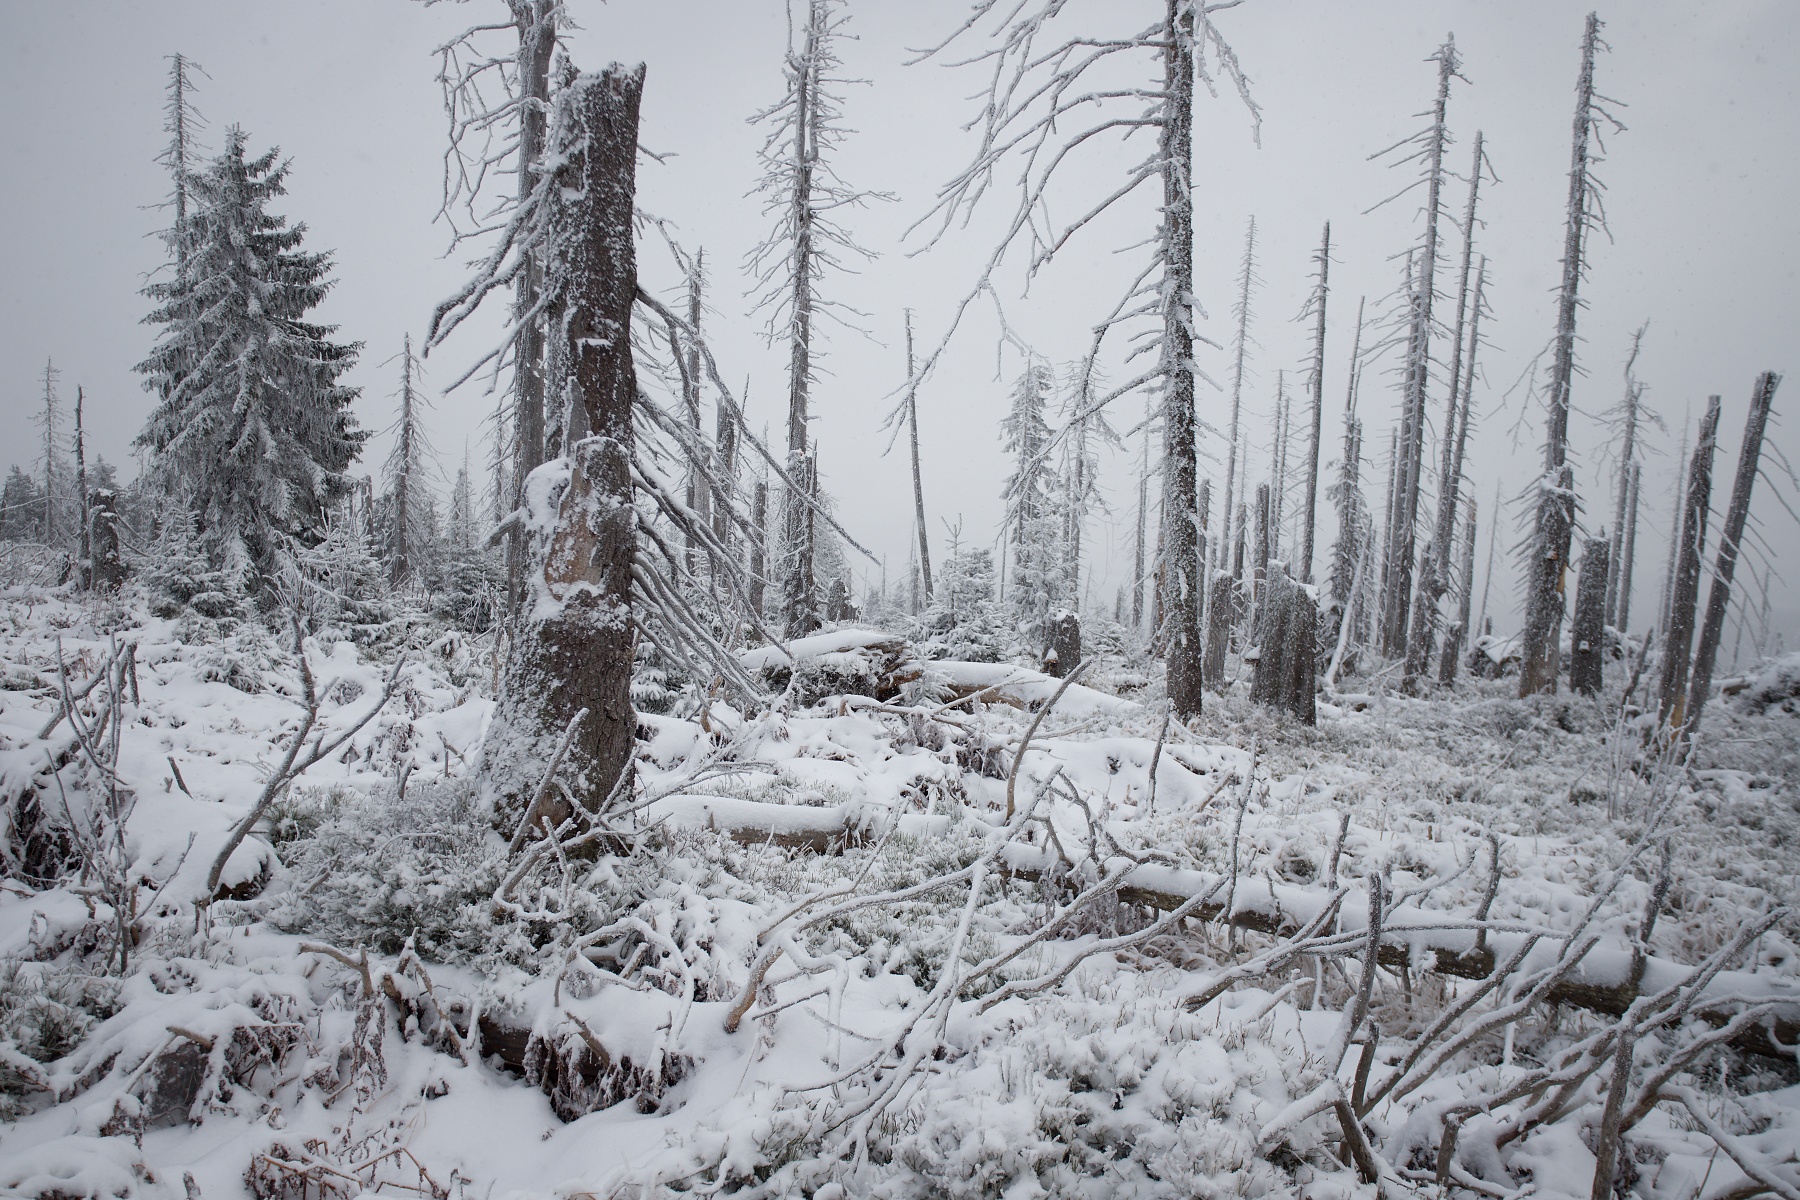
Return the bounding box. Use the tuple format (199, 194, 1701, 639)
(2, 584, 1799, 1200)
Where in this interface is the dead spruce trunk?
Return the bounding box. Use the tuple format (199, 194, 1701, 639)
(1658, 395, 1722, 734)
(481, 65, 644, 826)
(1159, 0, 1205, 717)
(1251, 568, 1317, 725)
(1686, 371, 1779, 731)
(1569, 537, 1608, 696)
(1522, 12, 1605, 696)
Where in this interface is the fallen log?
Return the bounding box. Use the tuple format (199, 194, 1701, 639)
(640, 793, 1800, 1057)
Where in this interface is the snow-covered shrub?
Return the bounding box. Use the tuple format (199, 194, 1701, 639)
(0, 960, 120, 1120)
(267, 778, 513, 964)
(1734, 651, 1800, 717)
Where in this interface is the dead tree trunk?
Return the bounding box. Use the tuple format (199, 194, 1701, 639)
(1657, 415, 1690, 643)
(1616, 462, 1640, 633)
(482, 65, 644, 826)
(904, 311, 932, 600)
(1299, 223, 1330, 583)
(505, 0, 556, 614)
(1604, 326, 1647, 627)
(1522, 12, 1606, 696)
(1205, 571, 1234, 692)
(1159, 0, 1204, 716)
(750, 480, 768, 619)
(1251, 569, 1316, 725)
(1658, 395, 1722, 734)
(1439, 495, 1478, 684)
(1132, 425, 1149, 634)
(1569, 537, 1608, 696)
(88, 489, 124, 591)
(1220, 217, 1256, 579)
(1686, 372, 1779, 730)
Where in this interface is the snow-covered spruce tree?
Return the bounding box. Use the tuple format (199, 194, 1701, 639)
(748, 0, 882, 639)
(920, 0, 1258, 719)
(382, 335, 438, 588)
(1001, 357, 1063, 653)
(1686, 371, 1779, 731)
(918, 536, 1009, 663)
(0, 468, 44, 544)
(135, 128, 365, 594)
(1328, 298, 1368, 619)
(1374, 37, 1463, 658)
(1520, 12, 1620, 697)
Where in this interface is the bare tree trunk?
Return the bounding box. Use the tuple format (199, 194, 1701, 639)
(750, 480, 768, 619)
(683, 251, 709, 572)
(904, 310, 932, 599)
(1405, 142, 1485, 686)
(1616, 461, 1640, 632)
(1220, 217, 1256, 578)
(40, 359, 58, 547)
(779, 2, 827, 639)
(1299, 222, 1329, 583)
(1270, 371, 1288, 564)
(390, 339, 416, 588)
(1329, 297, 1365, 612)
(1569, 537, 1608, 696)
(506, 0, 556, 614)
(1478, 477, 1501, 637)
(1252, 482, 1270, 621)
(481, 65, 643, 825)
(1132, 431, 1148, 633)
(1657, 414, 1690, 642)
(1686, 371, 1779, 731)
(1439, 494, 1477, 684)
(1159, 0, 1204, 717)
(1604, 325, 1647, 626)
(1522, 12, 1605, 697)
(1657, 395, 1721, 733)
(75, 386, 90, 587)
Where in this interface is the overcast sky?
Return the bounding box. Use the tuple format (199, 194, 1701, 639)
(2, 0, 1796, 652)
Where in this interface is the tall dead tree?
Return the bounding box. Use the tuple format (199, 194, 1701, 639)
(1297, 222, 1330, 583)
(681, 250, 711, 570)
(38, 359, 61, 547)
(430, 0, 560, 610)
(1521, 12, 1619, 697)
(480, 65, 645, 819)
(919, 0, 1257, 718)
(1686, 372, 1779, 731)
(1616, 461, 1640, 632)
(1439, 494, 1478, 683)
(1405, 135, 1489, 686)
(1221, 218, 1258, 575)
(1604, 324, 1648, 627)
(1657, 395, 1721, 734)
(749, 0, 881, 638)
(1375, 38, 1462, 658)
(1656, 412, 1690, 642)
(903, 312, 932, 598)
(74, 387, 90, 585)
(1328, 297, 1367, 618)
(383, 334, 434, 588)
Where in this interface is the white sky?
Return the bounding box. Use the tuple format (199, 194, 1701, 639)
(2, 0, 1796, 652)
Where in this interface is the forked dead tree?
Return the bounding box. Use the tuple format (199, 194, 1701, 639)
(1657, 394, 1721, 733)
(1686, 371, 1779, 732)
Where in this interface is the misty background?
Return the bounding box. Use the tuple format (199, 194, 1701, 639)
(3, 0, 1795, 647)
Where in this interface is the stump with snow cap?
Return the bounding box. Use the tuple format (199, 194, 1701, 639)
(1250, 569, 1316, 725)
(1045, 610, 1081, 679)
(1569, 536, 1608, 696)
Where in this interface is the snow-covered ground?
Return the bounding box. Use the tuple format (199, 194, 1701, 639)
(2, 587, 1797, 1199)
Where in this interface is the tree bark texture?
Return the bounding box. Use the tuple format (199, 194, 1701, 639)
(1658, 395, 1721, 733)
(1686, 371, 1779, 731)
(1158, 0, 1204, 717)
(1616, 462, 1640, 633)
(482, 65, 644, 826)
(905, 311, 932, 599)
(1569, 537, 1608, 696)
